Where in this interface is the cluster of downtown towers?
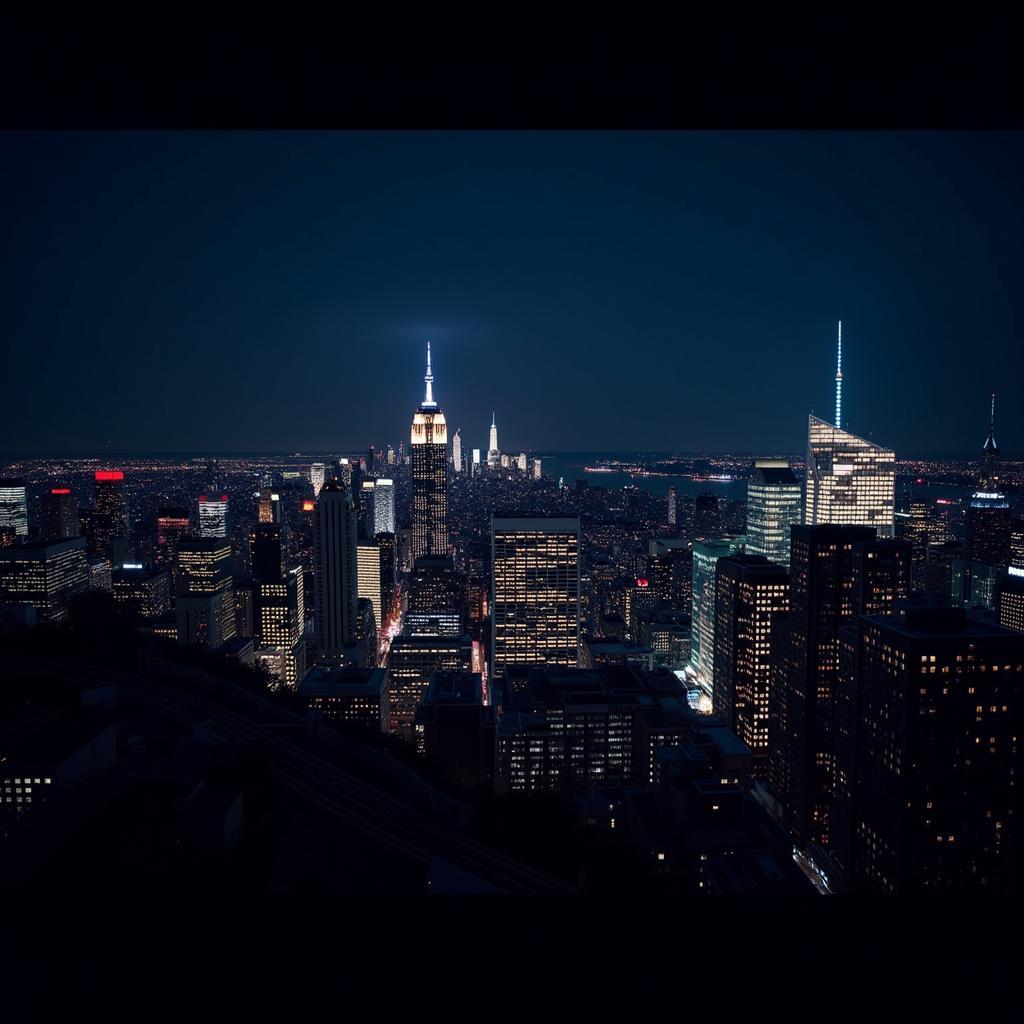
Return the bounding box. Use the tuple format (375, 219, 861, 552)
(1, 341, 1021, 894)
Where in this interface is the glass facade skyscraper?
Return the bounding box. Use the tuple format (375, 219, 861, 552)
(745, 460, 801, 568)
(0, 479, 29, 537)
(198, 494, 229, 539)
(689, 537, 744, 694)
(805, 415, 894, 538)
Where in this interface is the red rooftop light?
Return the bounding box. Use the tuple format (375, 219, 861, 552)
(51, 488, 72, 495)
(95, 471, 124, 482)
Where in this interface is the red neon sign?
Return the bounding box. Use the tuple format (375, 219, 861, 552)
(636, 578, 649, 588)
(51, 488, 71, 495)
(95, 471, 124, 482)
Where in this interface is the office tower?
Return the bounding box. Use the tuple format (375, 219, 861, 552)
(205, 458, 220, 491)
(487, 413, 500, 468)
(0, 478, 29, 538)
(532, 458, 542, 480)
(360, 479, 377, 539)
(996, 573, 1024, 632)
(769, 526, 910, 852)
(414, 673, 496, 791)
(235, 582, 255, 638)
(805, 416, 895, 537)
(88, 557, 112, 592)
(112, 565, 171, 619)
(745, 460, 801, 568)
(647, 537, 692, 610)
(517, 452, 527, 473)
(258, 488, 282, 524)
(372, 478, 395, 536)
(251, 525, 305, 688)
(689, 538, 743, 692)
(693, 492, 721, 539)
(667, 485, 677, 527)
(377, 532, 396, 627)
(472, 449, 481, 478)
(952, 559, 1002, 611)
(1010, 519, 1024, 572)
(175, 537, 236, 648)
(966, 497, 1011, 569)
(313, 479, 359, 666)
(155, 507, 191, 572)
(299, 664, 389, 731)
(411, 342, 449, 560)
(337, 458, 352, 488)
(0, 537, 88, 623)
(198, 494, 228, 539)
(500, 454, 510, 470)
(357, 539, 383, 636)
(712, 555, 790, 776)
(388, 635, 472, 739)
(491, 516, 580, 675)
(407, 554, 465, 637)
(91, 470, 129, 562)
(895, 494, 932, 591)
(40, 487, 79, 540)
(452, 429, 462, 473)
(355, 597, 378, 665)
(832, 607, 1023, 893)
(387, 445, 396, 466)
(310, 463, 325, 498)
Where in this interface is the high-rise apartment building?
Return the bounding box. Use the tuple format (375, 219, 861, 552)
(805, 416, 895, 538)
(313, 479, 359, 666)
(712, 554, 790, 775)
(491, 516, 580, 675)
(411, 343, 448, 560)
(0, 479, 29, 538)
(745, 460, 801, 568)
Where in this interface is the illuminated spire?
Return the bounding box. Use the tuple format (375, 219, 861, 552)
(423, 341, 435, 407)
(980, 392, 1000, 492)
(834, 320, 843, 430)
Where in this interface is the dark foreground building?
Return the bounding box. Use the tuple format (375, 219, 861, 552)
(831, 606, 1023, 893)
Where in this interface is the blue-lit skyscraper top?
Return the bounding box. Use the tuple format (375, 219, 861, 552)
(835, 320, 843, 430)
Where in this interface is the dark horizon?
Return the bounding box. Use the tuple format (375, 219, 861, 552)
(3, 132, 1022, 458)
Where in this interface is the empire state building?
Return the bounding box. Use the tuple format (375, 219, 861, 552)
(411, 342, 449, 560)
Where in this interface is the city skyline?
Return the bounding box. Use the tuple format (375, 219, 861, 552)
(3, 132, 1022, 458)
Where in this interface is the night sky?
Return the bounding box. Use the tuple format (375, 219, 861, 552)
(3, 131, 1021, 458)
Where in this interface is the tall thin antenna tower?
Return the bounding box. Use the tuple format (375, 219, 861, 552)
(834, 320, 843, 429)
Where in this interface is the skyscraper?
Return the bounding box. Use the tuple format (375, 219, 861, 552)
(667, 485, 677, 527)
(832, 607, 1023, 893)
(452, 429, 462, 474)
(40, 487, 79, 540)
(491, 516, 580, 675)
(360, 479, 377, 539)
(966, 395, 1011, 570)
(769, 526, 910, 852)
(198, 494, 229, 539)
(91, 471, 129, 561)
(532, 458, 542, 481)
(0, 537, 88, 623)
(407, 554, 465, 637)
(249, 523, 306, 688)
(411, 342, 449, 560)
(693, 492, 721, 539)
(472, 449, 481, 478)
(258, 488, 282, 524)
(175, 537, 236, 648)
(805, 416, 895, 538)
(0, 479, 29, 538)
(372, 478, 395, 536)
(310, 463, 326, 498)
(487, 413, 500, 469)
(712, 554, 790, 776)
(313, 479, 359, 666)
(357, 539, 384, 637)
(155, 507, 192, 571)
(689, 538, 744, 693)
(745, 460, 801, 568)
